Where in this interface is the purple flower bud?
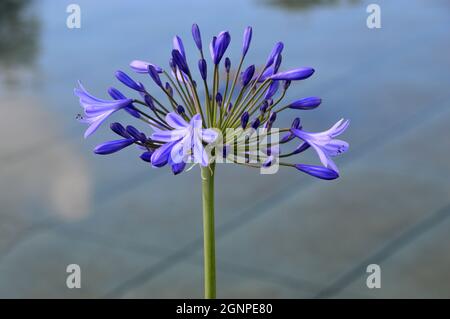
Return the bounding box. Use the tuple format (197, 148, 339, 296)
(209, 36, 217, 62)
(289, 97, 322, 110)
(130, 60, 163, 74)
(140, 151, 153, 163)
(258, 66, 275, 82)
(211, 31, 231, 65)
(241, 64, 255, 86)
(283, 80, 291, 90)
(280, 117, 301, 142)
(268, 112, 277, 124)
(165, 82, 173, 97)
(274, 54, 282, 73)
(294, 164, 339, 180)
(280, 132, 294, 143)
(108, 87, 140, 119)
(125, 107, 140, 119)
(110, 122, 130, 138)
(171, 50, 190, 76)
(227, 102, 233, 113)
(144, 94, 156, 111)
(222, 144, 230, 158)
(262, 155, 276, 168)
(191, 24, 202, 51)
(94, 138, 135, 155)
(108, 87, 126, 100)
(292, 117, 301, 129)
(126, 125, 146, 143)
(264, 80, 280, 99)
(241, 111, 249, 128)
(266, 42, 284, 67)
(172, 162, 187, 175)
(292, 142, 310, 155)
(177, 105, 185, 114)
(225, 57, 231, 73)
(148, 65, 162, 87)
(173, 35, 186, 59)
(115, 70, 145, 92)
(242, 26, 252, 57)
(198, 58, 207, 80)
(259, 101, 268, 113)
(270, 67, 315, 81)
(215, 92, 223, 106)
(169, 58, 176, 72)
(251, 118, 260, 129)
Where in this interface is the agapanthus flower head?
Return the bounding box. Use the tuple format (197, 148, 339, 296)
(75, 24, 349, 179)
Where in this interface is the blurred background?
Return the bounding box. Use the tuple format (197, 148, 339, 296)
(0, 0, 449, 298)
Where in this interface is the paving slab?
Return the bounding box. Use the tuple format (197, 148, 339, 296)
(210, 104, 450, 295)
(121, 255, 311, 299)
(0, 228, 160, 298)
(335, 209, 450, 298)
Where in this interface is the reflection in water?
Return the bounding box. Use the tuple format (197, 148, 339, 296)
(264, 0, 359, 11)
(0, 0, 40, 88)
(0, 96, 92, 221)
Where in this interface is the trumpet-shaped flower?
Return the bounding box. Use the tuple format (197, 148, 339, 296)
(151, 113, 218, 167)
(292, 119, 350, 173)
(75, 82, 132, 138)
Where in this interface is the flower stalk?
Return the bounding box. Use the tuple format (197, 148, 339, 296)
(75, 23, 350, 299)
(201, 164, 216, 299)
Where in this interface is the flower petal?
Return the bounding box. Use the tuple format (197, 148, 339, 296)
(83, 110, 114, 138)
(150, 139, 180, 167)
(201, 129, 218, 143)
(94, 138, 134, 155)
(192, 138, 209, 167)
(166, 112, 189, 129)
(295, 164, 339, 180)
(130, 60, 163, 73)
(151, 129, 186, 142)
(171, 161, 187, 175)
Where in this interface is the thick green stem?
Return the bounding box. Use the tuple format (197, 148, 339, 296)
(201, 164, 216, 299)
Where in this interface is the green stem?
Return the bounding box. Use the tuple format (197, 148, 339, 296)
(201, 164, 216, 299)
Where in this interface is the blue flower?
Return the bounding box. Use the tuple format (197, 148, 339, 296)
(76, 24, 349, 179)
(295, 164, 339, 180)
(151, 113, 218, 167)
(130, 60, 163, 74)
(210, 31, 231, 65)
(94, 138, 135, 155)
(75, 82, 132, 138)
(292, 119, 350, 173)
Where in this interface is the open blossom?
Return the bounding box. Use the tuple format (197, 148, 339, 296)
(75, 24, 349, 178)
(151, 113, 218, 168)
(75, 82, 132, 138)
(292, 119, 350, 174)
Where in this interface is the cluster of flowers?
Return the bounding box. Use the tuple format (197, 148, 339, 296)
(75, 24, 349, 179)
